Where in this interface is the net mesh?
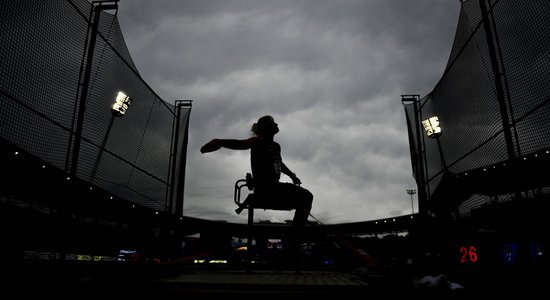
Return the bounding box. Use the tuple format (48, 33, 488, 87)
(403, 0, 550, 217)
(0, 0, 190, 213)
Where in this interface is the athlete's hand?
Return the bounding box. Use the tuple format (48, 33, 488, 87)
(290, 174, 302, 185)
(200, 139, 221, 154)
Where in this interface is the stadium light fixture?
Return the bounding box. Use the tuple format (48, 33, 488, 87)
(112, 91, 131, 117)
(422, 116, 442, 138)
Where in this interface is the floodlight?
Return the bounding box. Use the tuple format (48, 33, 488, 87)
(112, 91, 131, 116)
(422, 116, 442, 138)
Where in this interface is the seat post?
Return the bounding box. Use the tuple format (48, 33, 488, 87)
(246, 207, 254, 271)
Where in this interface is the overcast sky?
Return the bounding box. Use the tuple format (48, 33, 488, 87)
(117, 0, 461, 225)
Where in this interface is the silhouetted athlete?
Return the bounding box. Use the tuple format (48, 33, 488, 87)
(200, 115, 313, 228)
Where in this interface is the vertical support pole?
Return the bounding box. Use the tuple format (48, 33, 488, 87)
(70, 2, 118, 179)
(247, 208, 254, 272)
(70, 5, 102, 179)
(479, 0, 522, 202)
(402, 95, 428, 215)
(479, 0, 516, 161)
(169, 100, 192, 215)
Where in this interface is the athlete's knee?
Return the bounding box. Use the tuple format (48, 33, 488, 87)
(303, 189, 313, 203)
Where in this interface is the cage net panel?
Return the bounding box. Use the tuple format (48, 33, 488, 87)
(0, 0, 185, 212)
(404, 0, 550, 216)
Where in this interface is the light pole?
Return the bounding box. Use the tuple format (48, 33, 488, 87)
(90, 91, 132, 183)
(422, 116, 447, 171)
(406, 189, 416, 214)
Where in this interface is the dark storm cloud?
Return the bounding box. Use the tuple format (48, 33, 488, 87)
(117, 0, 461, 224)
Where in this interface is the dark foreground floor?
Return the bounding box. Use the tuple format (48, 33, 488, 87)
(3, 260, 542, 297)
(3, 262, 390, 295)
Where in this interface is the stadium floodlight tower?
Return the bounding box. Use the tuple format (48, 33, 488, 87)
(89, 90, 131, 183)
(406, 189, 416, 214)
(422, 116, 447, 171)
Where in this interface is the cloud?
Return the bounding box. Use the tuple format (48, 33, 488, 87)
(118, 0, 460, 224)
